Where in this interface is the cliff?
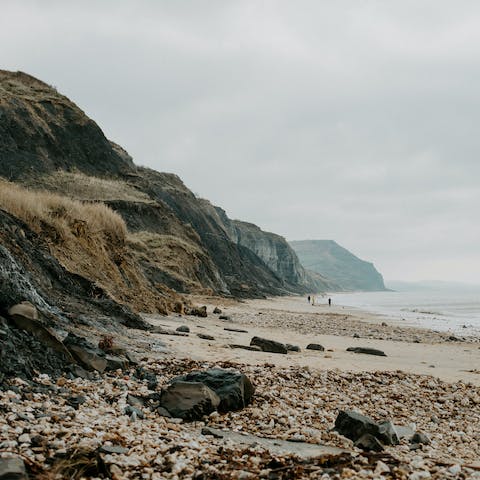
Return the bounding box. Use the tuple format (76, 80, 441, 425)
(290, 240, 387, 291)
(0, 69, 319, 310)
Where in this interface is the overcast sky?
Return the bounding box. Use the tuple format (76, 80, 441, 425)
(2, 1, 480, 284)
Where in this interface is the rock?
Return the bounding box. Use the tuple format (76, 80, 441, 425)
(286, 344, 301, 352)
(124, 405, 144, 419)
(157, 406, 172, 418)
(127, 394, 145, 408)
(229, 344, 262, 352)
(224, 327, 248, 333)
(158, 381, 220, 421)
(134, 367, 158, 390)
(67, 344, 107, 372)
(186, 306, 207, 318)
(98, 445, 129, 455)
(171, 368, 254, 412)
(381, 322, 388, 327)
(105, 355, 129, 371)
(353, 333, 360, 338)
(151, 326, 188, 336)
(334, 410, 399, 446)
(306, 343, 324, 351)
(8, 301, 38, 320)
(201, 426, 224, 438)
(213, 307, 222, 314)
(346, 347, 387, 357)
(176, 325, 190, 333)
(0, 456, 28, 480)
(250, 336, 288, 354)
(197, 333, 215, 340)
(219, 315, 232, 321)
(354, 433, 384, 452)
(66, 396, 87, 409)
(411, 432, 430, 445)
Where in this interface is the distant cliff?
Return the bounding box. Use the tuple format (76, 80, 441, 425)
(290, 240, 386, 291)
(229, 220, 338, 292)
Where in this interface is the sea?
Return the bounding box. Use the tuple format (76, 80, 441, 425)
(328, 286, 480, 337)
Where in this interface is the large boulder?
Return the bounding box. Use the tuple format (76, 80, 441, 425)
(158, 381, 220, 421)
(171, 368, 254, 412)
(250, 336, 288, 354)
(0, 456, 28, 480)
(63, 333, 108, 372)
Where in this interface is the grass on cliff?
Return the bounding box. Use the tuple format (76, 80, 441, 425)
(0, 178, 126, 244)
(28, 170, 152, 203)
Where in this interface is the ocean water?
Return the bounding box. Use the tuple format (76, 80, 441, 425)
(328, 288, 480, 337)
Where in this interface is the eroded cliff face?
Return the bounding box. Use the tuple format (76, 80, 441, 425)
(290, 240, 386, 292)
(0, 69, 319, 306)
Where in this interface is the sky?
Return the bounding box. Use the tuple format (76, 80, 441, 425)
(1, 1, 480, 284)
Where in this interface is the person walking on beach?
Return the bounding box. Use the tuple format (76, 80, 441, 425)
(328, 297, 332, 306)
(307, 295, 311, 304)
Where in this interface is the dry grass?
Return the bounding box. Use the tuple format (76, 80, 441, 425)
(0, 178, 126, 244)
(28, 170, 152, 203)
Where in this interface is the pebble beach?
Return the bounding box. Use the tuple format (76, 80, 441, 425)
(1, 296, 480, 479)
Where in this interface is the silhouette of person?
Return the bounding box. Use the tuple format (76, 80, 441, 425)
(328, 297, 332, 306)
(307, 295, 311, 304)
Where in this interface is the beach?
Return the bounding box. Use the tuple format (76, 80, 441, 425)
(2, 296, 480, 479)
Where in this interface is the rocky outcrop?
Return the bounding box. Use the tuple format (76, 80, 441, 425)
(290, 240, 387, 291)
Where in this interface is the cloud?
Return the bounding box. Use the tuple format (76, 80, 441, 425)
(1, 0, 479, 282)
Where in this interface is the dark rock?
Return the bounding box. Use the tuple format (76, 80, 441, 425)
(224, 327, 248, 333)
(286, 344, 301, 352)
(176, 325, 190, 333)
(197, 333, 215, 340)
(69, 365, 94, 380)
(448, 335, 461, 342)
(0, 456, 28, 480)
(104, 355, 129, 371)
(158, 381, 220, 421)
(201, 426, 224, 438)
(157, 406, 172, 418)
(171, 368, 254, 413)
(219, 315, 232, 321)
(151, 326, 188, 336)
(306, 343, 324, 351)
(124, 351, 139, 366)
(250, 336, 288, 354)
(186, 306, 207, 318)
(381, 322, 388, 327)
(352, 333, 360, 338)
(98, 445, 129, 455)
(213, 307, 222, 314)
(346, 347, 387, 357)
(411, 432, 430, 445)
(334, 411, 399, 446)
(354, 433, 384, 452)
(134, 367, 158, 390)
(66, 396, 86, 410)
(229, 344, 262, 352)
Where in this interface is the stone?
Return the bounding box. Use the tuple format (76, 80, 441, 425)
(151, 326, 188, 336)
(213, 307, 222, 314)
(171, 368, 255, 413)
(354, 433, 384, 452)
(176, 325, 190, 333)
(125, 405, 144, 419)
(197, 333, 215, 340)
(224, 327, 248, 333)
(8, 301, 38, 320)
(0, 456, 28, 480)
(66, 396, 87, 410)
(229, 344, 262, 352)
(250, 336, 288, 354)
(219, 315, 232, 321)
(98, 445, 129, 455)
(334, 410, 399, 446)
(286, 344, 301, 352)
(158, 381, 220, 421)
(411, 432, 430, 445)
(127, 394, 145, 408)
(186, 306, 207, 318)
(346, 347, 387, 357)
(67, 344, 107, 372)
(104, 355, 129, 371)
(306, 343, 324, 351)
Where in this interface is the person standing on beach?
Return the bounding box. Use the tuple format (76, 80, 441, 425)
(307, 295, 311, 304)
(328, 297, 332, 306)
